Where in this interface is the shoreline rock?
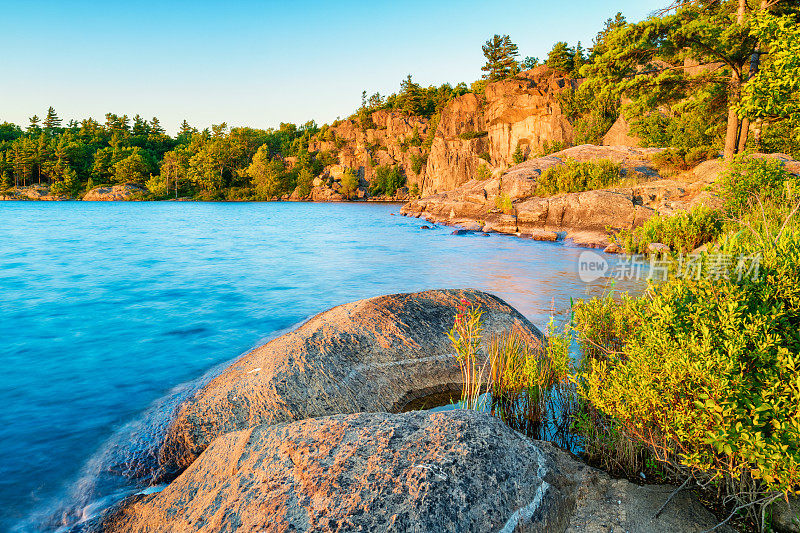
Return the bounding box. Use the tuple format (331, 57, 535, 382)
(95, 410, 732, 533)
(158, 289, 543, 473)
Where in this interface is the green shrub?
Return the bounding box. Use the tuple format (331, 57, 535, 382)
(758, 119, 800, 159)
(650, 147, 718, 176)
(512, 144, 526, 165)
(410, 154, 427, 175)
(531, 140, 568, 158)
(458, 130, 488, 140)
(475, 163, 491, 181)
(536, 158, 621, 196)
(720, 156, 796, 217)
(495, 193, 513, 214)
(615, 205, 724, 254)
(369, 165, 405, 196)
(479, 151, 491, 162)
(577, 228, 800, 525)
(339, 169, 359, 199)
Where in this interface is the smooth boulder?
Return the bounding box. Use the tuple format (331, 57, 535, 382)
(100, 409, 731, 533)
(159, 289, 543, 472)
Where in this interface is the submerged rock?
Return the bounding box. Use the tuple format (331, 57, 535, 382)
(98, 410, 731, 533)
(158, 289, 543, 472)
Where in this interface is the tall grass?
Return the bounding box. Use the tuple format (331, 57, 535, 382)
(448, 304, 576, 446)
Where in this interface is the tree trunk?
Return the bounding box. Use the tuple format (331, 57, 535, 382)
(724, 0, 749, 160)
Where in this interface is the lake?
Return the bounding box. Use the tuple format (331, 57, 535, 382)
(0, 201, 636, 531)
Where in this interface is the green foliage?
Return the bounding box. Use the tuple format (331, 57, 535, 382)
(740, 11, 800, 145)
(370, 165, 405, 196)
(457, 130, 488, 141)
(547, 41, 576, 73)
(577, 226, 800, 524)
(719, 156, 795, 217)
(247, 146, 292, 199)
(495, 193, 513, 214)
(758, 119, 800, 159)
(536, 158, 621, 196)
(409, 183, 420, 197)
(339, 168, 359, 199)
(481, 34, 520, 82)
(410, 153, 427, 175)
(49, 166, 80, 197)
(475, 163, 491, 181)
(112, 147, 156, 184)
(519, 56, 540, 70)
(558, 87, 620, 145)
(650, 146, 719, 175)
(296, 167, 314, 198)
(615, 205, 724, 254)
(512, 144, 525, 165)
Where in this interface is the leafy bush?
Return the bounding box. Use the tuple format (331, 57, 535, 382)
(577, 228, 800, 524)
(531, 140, 568, 158)
(495, 193, 513, 214)
(369, 165, 405, 196)
(614, 205, 724, 254)
(339, 169, 359, 199)
(536, 158, 621, 196)
(758, 119, 800, 159)
(479, 151, 491, 162)
(410, 154, 427, 175)
(512, 144, 526, 164)
(719, 156, 795, 217)
(458, 130, 488, 140)
(475, 163, 491, 181)
(650, 147, 718, 175)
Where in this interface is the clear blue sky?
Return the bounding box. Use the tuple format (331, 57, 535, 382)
(0, 0, 666, 134)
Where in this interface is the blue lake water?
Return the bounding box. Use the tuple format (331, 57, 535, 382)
(0, 201, 636, 531)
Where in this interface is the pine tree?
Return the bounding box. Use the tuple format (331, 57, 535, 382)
(573, 42, 586, 76)
(43, 107, 62, 133)
(179, 120, 195, 139)
(150, 117, 165, 135)
(481, 34, 520, 81)
(28, 115, 41, 134)
(547, 42, 575, 73)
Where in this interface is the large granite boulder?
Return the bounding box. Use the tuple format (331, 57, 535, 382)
(98, 410, 731, 533)
(158, 289, 543, 472)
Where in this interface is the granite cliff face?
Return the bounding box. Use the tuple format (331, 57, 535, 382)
(309, 66, 581, 198)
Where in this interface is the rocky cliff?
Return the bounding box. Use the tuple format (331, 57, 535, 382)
(309, 66, 582, 199)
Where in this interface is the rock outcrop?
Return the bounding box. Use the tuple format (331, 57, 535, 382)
(402, 145, 674, 248)
(158, 289, 543, 472)
(0, 184, 71, 201)
(484, 69, 577, 168)
(98, 410, 731, 533)
(83, 183, 146, 201)
(307, 67, 594, 199)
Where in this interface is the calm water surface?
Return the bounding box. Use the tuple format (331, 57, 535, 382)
(0, 201, 636, 531)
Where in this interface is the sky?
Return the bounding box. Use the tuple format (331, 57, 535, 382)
(0, 0, 667, 135)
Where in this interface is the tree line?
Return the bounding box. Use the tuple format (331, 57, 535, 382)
(2, 0, 797, 200)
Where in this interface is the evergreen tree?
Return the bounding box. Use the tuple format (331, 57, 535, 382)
(547, 41, 576, 73)
(520, 56, 540, 71)
(481, 34, 520, 81)
(28, 115, 41, 134)
(43, 107, 62, 133)
(150, 117, 165, 135)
